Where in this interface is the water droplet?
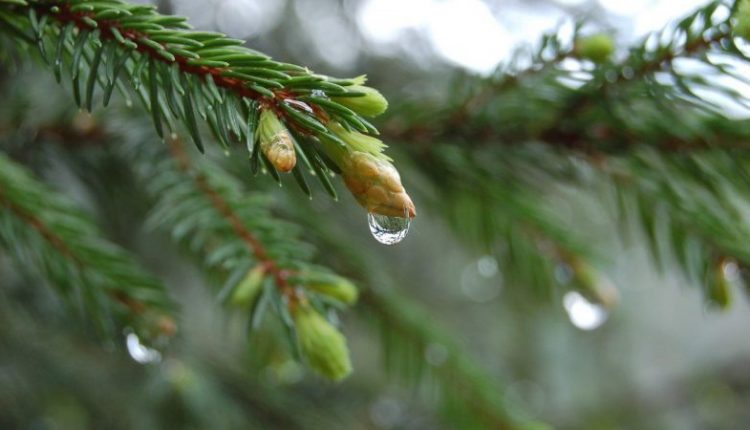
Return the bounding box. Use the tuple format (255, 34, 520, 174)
(125, 332, 162, 364)
(562, 291, 608, 331)
(461, 257, 502, 303)
(722, 260, 740, 281)
(367, 213, 410, 245)
(477, 255, 499, 278)
(370, 397, 404, 429)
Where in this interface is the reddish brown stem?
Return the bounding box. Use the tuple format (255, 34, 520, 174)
(166, 135, 299, 304)
(33, 2, 319, 131)
(0, 189, 82, 266)
(389, 29, 731, 154)
(0, 188, 155, 316)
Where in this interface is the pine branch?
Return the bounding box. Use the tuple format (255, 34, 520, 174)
(605, 150, 750, 307)
(277, 191, 551, 429)
(378, 0, 750, 307)
(0, 0, 416, 219)
(16, 103, 539, 419)
(0, 64, 550, 423)
(165, 135, 299, 303)
(0, 59, 359, 381)
(0, 151, 176, 342)
(100, 109, 531, 417)
(386, 1, 750, 154)
(0, 302, 353, 430)
(110, 120, 359, 380)
(407, 141, 614, 304)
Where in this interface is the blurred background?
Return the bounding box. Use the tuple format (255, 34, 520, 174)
(2, 0, 750, 429)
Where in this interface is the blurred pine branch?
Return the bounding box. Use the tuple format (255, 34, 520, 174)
(0, 151, 176, 342)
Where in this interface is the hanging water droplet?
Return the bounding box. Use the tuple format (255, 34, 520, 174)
(368, 213, 410, 245)
(562, 291, 608, 331)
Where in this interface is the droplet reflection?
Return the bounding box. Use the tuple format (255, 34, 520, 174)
(476, 255, 499, 278)
(126, 332, 162, 364)
(722, 260, 740, 281)
(461, 256, 502, 303)
(562, 291, 608, 331)
(367, 213, 411, 245)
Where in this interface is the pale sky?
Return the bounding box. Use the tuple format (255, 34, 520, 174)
(166, 0, 716, 73)
(357, 0, 710, 73)
(166, 0, 748, 116)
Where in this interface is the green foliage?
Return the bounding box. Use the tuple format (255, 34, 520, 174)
(3, 0, 750, 428)
(385, 0, 750, 306)
(574, 33, 615, 63)
(0, 0, 413, 216)
(293, 303, 352, 381)
(115, 123, 359, 379)
(0, 151, 175, 341)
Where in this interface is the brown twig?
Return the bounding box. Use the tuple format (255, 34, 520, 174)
(166, 134, 300, 305)
(387, 28, 735, 154)
(0, 188, 82, 266)
(447, 50, 573, 129)
(28, 2, 322, 133)
(0, 187, 160, 317)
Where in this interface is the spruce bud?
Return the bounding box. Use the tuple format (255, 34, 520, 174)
(734, 0, 750, 40)
(308, 276, 359, 305)
(332, 85, 388, 118)
(575, 34, 615, 63)
(258, 109, 296, 173)
(342, 151, 416, 218)
(229, 265, 266, 309)
(293, 304, 352, 381)
(710, 261, 733, 309)
(318, 123, 416, 218)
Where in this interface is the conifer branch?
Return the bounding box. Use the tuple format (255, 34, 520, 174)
(380, 0, 750, 306)
(0, 60, 358, 380)
(387, 1, 747, 154)
(166, 135, 299, 304)
(0, 0, 416, 219)
(0, 64, 549, 424)
(0, 303, 353, 430)
(283, 194, 551, 428)
(0, 152, 176, 341)
(407, 141, 608, 303)
(606, 151, 750, 307)
(112, 122, 357, 380)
